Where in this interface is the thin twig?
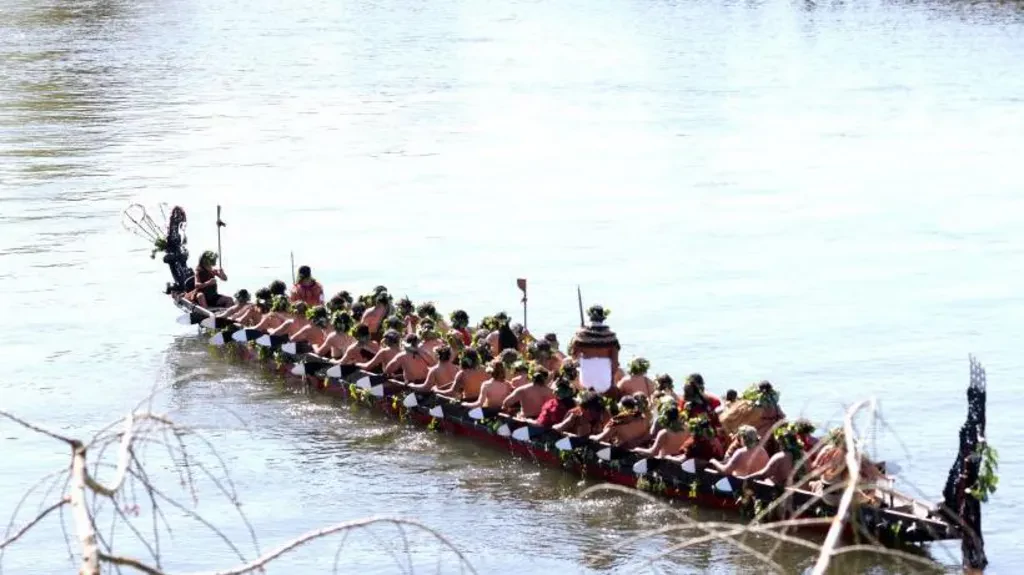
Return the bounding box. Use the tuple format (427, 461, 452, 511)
(0, 498, 69, 550)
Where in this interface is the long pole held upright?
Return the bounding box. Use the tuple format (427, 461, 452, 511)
(517, 278, 528, 330)
(216, 205, 226, 267)
(290, 251, 296, 285)
(577, 285, 585, 327)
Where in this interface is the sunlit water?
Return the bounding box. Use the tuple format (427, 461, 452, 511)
(2, 0, 1023, 572)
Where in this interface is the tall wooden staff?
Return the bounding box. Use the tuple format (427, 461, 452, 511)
(216, 205, 226, 267)
(576, 285, 585, 327)
(517, 278, 528, 329)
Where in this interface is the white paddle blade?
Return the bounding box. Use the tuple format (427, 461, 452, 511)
(200, 317, 217, 329)
(497, 424, 512, 438)
(468, 407, 485, 420)
(326, 365, 342, 378)
(231, 330, 249, 343)
(176, 313, 193, 325)
(511, 426, 531, 442)
(290, 364, 306, 376)
(369, 385, 384, 398)
(555, 437, 573, 451)
(714, 477, 733, 493)
(402, 393, 419, 408)
(209, 333, 225, 346)
(632, 459, 649, 475)
(680, 459, 697, 474)
(356, 376, 372, 390)
(255, 335, 272, 347)
(597, 447, 612, 461)
(281, 342, 297, 355)
(428, 406, 444, 418)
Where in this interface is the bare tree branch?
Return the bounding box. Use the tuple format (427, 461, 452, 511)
(190, 517, 478, 575)
(0, 498, 69, 550)
(0, 410, 75, 445)
(99, 553, 166, 575)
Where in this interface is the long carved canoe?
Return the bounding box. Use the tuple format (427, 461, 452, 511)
(172, 299, 961, 548)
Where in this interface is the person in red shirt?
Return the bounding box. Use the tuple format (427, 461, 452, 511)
(679, 374, 721, 430)
(289, 265, 324, 307)
(535, 378, 576, 427)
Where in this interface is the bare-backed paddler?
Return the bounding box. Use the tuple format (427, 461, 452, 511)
(436, 348, 488, 402)
(409, 345, 458, 392)
(357, 329, 401, 372)
(315, 311, 355, 359)
(337, 324, 379, 365)
(384, 334, 436, 383)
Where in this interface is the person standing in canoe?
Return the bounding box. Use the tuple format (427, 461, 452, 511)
(289, 265, 324, 307)
(188, 250, 233, 308)
(569, 305, 621, 393)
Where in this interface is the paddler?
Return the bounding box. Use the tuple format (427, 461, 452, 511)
(436, 349, 488, 402)
(417, 320, 445, 357)
(544, 333, 566, 361)
(384, 334, 436, 384)
(502, 367, 553, 419)
(590, 394, 649, 448)
(552, 390, 609, 435)
(737, 425, 805, 486)
(617, 357, 656, 397)
(462, 360, 513, 415)
(710, 425, 770, 476)
(635, 406, 689, 458)
(508, 361, 531, 389)
(357, 329, 401, 372)
(289, 265, 324, 307)
(529, 340, 562, 381)
(217, 289, 255, 322)
(336, 324, 379, 365)
(251, 295, 290, 332)
(288, 305, 329, 347)
(188, 250, 232, 309)
(449, 310, 472, 346)
(315, 311, 356, 359)
(410, 345, 458, 392)
(360, 291, 391, 339)
(568, 305, 621, 393)
(268, 301, 310, 338)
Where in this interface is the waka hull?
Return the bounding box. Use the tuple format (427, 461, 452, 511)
(174, 297, 959, 548)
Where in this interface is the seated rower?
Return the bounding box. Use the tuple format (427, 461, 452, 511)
(651, 374, 679, 405)
(188, 251, 232, 308)
(357, 329, 401, 372)
(436, 348, 488, 402)
(326, 291, 353, 313)
(337, 324, 379, 365)
(449, 310, 472, 346)
(462, 360, 513, 412)
(502, 368, 553, 419)
(544, 333, 566, 361)
(591, 395, 650, 449)
(635, 406, 689, 458)
(417, 321, 445, 357)
(737, 426, 805, 486)
(557, 358, 581, 391)
(485, 312, 518, 356)
(554, 391, 610, 436)
(384, 334, 436, 384)
(268, 301, 310, 338)
(409, 345, 458, 392)
(717, 389, 739, 414)
(289, 305, 330, 347)
(289, 265, 324, 307)
(680, 374, 722, 430)
(807, 429, 885, 494)
(535, 378, 577, 427)
(315, 311, 355, 359)
(251, 296, 291, 332)
(416, 302, 448, 331)
(508, 361, 531, 389)
(215, 289, 247, 317)
(671, 415, 725, 464)
(569, 305, 620, 392)
(360, 292, 391, 338)
(617, 357, 656, 397)
(710, 425, 770, 476)
(527, 340, 561, 380)
(791, 418, 819, 452)
(269, 280, 288, 298)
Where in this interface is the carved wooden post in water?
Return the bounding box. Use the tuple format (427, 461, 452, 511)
(941, 355, 989, 572)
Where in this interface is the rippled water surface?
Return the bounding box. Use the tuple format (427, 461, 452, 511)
(2, 0, 1023, 572)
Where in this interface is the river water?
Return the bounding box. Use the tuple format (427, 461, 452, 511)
(2, 0, 1023, 572)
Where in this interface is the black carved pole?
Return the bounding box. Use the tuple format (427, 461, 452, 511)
(941, 355, 988, 571)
